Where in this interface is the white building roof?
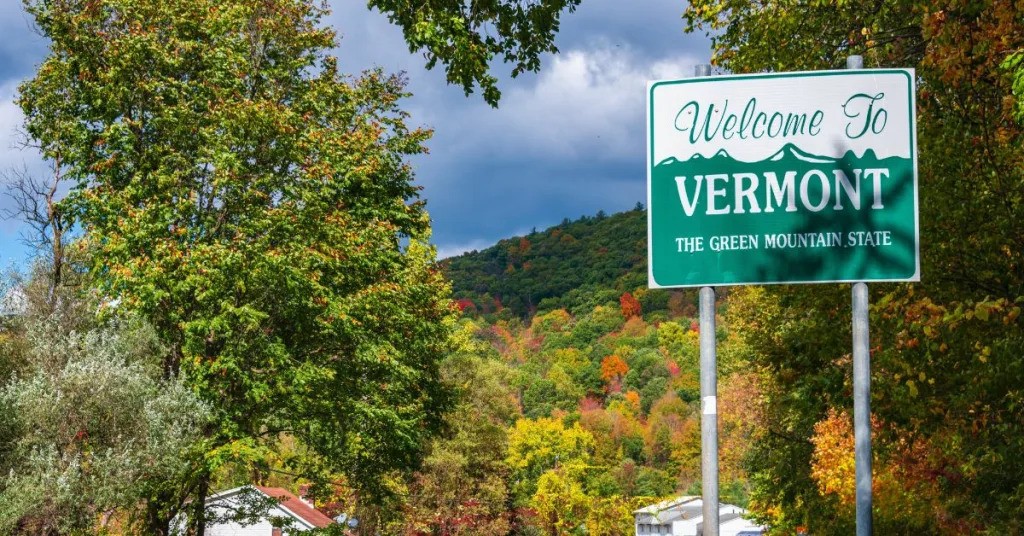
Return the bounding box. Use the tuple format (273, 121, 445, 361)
(634, 497, 765, 536)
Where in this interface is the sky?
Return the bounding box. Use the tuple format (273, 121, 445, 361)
(0, 1, 713, 264)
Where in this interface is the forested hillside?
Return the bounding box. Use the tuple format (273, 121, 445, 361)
(388, 207, 761, 535)
(443, 206, 654, 318)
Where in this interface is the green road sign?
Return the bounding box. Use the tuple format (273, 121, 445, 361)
(647, 70, 919, 288)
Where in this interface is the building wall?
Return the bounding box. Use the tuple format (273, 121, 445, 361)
(205, 518, 276, 536)
(672, 518, 699, 536)
(205, 501, 311, 536)
(635, 522, 674, 534)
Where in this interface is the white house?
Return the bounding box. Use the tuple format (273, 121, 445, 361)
(715, 514, 766, 536)
(634, 496, 765, 536)
(200, 485, 335, 535)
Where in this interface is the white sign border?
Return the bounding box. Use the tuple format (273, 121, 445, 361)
(646, 68, 920, 289)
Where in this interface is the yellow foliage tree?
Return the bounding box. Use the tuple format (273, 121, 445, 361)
(506, 417, 595, 502)
(531, 468, 590, 536)
(810, 409, 857, 506)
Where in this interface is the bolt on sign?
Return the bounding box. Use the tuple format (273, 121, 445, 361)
(647, 70, 919, 287)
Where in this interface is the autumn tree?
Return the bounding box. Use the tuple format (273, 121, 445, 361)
(402, 352, 520, 535)
(619, 291, 642, 319)
(600, 354, 629, 393)
(19, 0, 457, 532)
(506, 417, 595, 502)
(685, 1, 1024, 532)
(529, 467, 591, 535)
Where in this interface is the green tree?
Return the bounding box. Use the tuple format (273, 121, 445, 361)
(371, 0, 583, 106)
(402, 352, 520, 535)
(19, 0, 456, 531)
(0, 318, 209, 534)
(531, 468, 589, 535)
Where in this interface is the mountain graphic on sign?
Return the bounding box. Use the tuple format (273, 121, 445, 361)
(656, 146, 905, 168)
(710, 148, 731, 161)
(841, 148, 879, 162)
(659, 149, 732, 166)
(767, 143, 836, 164)
(656, 156, 683, 166)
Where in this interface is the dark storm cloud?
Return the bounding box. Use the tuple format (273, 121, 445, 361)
(0, 0, 713, 264)
(328, 0, 712, 257)
(402, 0, 711, 257)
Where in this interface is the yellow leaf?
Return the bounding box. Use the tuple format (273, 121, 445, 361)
(975, 303, 990, 322)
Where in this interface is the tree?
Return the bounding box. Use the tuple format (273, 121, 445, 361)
(599, 354, 628, 392)
(2, 151, 88, 331)
(371, 0, 583, 106)
(2, 163, 72, 313)
(402, 353, 520, 535)
(531, 468, 589, 535)
(619, 292, 642, 319)
(684, 2, 1024, 531)
(505, 417, 595, 503)
(0, 318, 209, 534)
(19, 0, 457, 531)
(657, 321, 699, 369)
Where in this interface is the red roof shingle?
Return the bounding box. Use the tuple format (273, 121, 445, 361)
(254, 486, 335, 529)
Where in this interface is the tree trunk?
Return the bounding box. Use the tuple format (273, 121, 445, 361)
(194, 475, 210, 536)
(143, 490, 175, 536)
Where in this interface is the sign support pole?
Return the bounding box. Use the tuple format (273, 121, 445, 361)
(852, 282, 872, 535)
(699, 285, 719, 536)
(847, 55, 874, 536)
(695, 63, 720, 536)
(650, 58, 916, 536)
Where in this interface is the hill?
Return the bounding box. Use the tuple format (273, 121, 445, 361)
(416, 206, 756, 534)
(442, 205, 694, 318)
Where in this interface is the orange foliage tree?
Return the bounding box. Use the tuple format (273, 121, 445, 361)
(600, 355, 629, 393)
(619, 292, 642, 319)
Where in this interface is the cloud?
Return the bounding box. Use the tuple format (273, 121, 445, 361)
(0, 81, 47, 238)
(0, 5, 47, 83)
(387, 0, 713, 254)
(0, 82, 26, 166)
(413, 45, 699, 252)
(429, 45, 697, 161)
(0, 0, 715, 265)
(0, 81, 44, 172)
(435, 238, 501, 260)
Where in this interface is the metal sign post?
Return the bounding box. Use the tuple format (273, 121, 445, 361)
(852, 281, 872, 535)
(647, 57, 916, 536)
(700, 285, 719, 536)
(847, 54, 874, 536)
(694, 63, 720, 536)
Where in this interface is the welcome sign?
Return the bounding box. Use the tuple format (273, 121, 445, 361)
(647, 70, 919, 287)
